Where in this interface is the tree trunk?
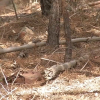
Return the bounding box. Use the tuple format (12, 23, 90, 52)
(47, 0, 60, 46)
(62, 0, 72, 62)
(40, 0, 52, 16)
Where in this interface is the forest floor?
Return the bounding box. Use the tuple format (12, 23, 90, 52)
(0, 1, 100, 100)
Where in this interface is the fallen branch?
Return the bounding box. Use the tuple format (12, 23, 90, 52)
(60, 36, 100, 44)
(0, 37, 100, 54)
(88, 1, 100, 6)
(1, 55, 100, 99)
(44, 55, 89, 80)
(11, 0, 18, 20)
(0, 41, 46, 54)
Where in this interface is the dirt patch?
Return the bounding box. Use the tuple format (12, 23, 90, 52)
(0, 1, 100, 100)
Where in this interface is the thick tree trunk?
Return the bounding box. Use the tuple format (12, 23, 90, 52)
(47, 0, 60, 46)
(62, 0, 72, 62)
(40, 0, 52, 16)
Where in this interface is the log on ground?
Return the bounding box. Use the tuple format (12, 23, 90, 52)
(44, 55, 89, 80)
(0, 37, 100, 54)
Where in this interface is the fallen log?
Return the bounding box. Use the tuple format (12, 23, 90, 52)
(44, 55, 89, 80)
(0, 37, 100, 54)
(0, 41, 46, 54)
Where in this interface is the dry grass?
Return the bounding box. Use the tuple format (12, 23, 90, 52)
(0, 0, 100, 99)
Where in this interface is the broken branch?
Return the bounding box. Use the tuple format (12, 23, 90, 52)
(0, 37, 100, 54)
(44, 55, 89, 80)
(88, 1, 100, 6)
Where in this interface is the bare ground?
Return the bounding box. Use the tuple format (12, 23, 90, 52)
(0, 1, 100, 100)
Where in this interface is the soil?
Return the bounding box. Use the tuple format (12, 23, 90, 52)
(0, 1, 100, 100)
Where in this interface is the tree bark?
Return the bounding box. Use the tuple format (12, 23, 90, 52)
(62, 0, 72, 62)
(40, 0, 52, 16)
(47, 0, 60, 46)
